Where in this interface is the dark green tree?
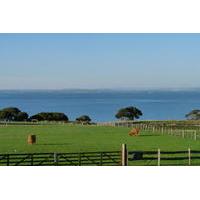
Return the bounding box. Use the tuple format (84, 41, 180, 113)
(0, 107, 28, 121)
(0, 110, 14, 121)
(29, 114, 44, 121)
(1, 107, 21, 113)
(76, 115, 91, 123)
(185, 109, 200, 120)
(15, 112, 29, 121)
(115, 106, 143, 120)
(29, 112, 69, 122)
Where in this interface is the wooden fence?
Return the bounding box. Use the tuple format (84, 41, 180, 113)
(99, 121, 200, 141)
(128, 149, 200, 166)
(0, 151, 121, 166)
(1, 148, 200, 166)
(0, 121, 67, 126)
(146, 127, 199, 141)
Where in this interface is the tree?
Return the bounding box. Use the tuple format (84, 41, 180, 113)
(1, 107, 21, 113)
(29, 114, 44, 121)
(76, 115, 91, 123)
(0, 110, 14, 121)
(0, 107, 28, 121)
(15, 112, 29, 121)
(115, 106, 143, 120)
(185, 109, 200, 120)
(29, 112, 69, 122)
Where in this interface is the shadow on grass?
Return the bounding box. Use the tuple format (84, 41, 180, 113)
(139, 135, 160, 137)
(37, 143, 70, 146)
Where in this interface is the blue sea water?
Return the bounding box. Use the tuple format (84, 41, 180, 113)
(0, 90, 200, 122)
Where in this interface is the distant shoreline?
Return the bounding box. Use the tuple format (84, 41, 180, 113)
(0, 88, 200, 92)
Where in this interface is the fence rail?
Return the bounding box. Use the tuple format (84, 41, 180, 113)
(128, 149, 200, 166)
(0, 151, 121, 166)
(109, 122, 200, 141)
(1, 149, 200, 166)
(149, 127, 199, 141)
(97, 122, 200, 140)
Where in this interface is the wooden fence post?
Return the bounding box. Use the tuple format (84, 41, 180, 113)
(30, 154, 34, 166)
(121, 144, 128, 166)
(157, 149, 161, 166)
(7, 154, 9, 166)
(188, 148, 191, 166)
(79, 153, 82, 166)
(100, 152, 103, 166)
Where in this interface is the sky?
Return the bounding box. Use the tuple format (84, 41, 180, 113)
(0, 33, 200, 90)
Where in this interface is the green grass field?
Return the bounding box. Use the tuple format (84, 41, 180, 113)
(1, 124, 200, 165)
(0, 124, 199, 153)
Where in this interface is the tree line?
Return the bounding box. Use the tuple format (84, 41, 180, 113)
(0, 107, 93, 123)
(0, 106, 199, 122)
(0, 106, 144, 123)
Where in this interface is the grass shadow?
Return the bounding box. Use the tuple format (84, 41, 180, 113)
(37, 143, 70, 146)
(139, 134, 160, 137)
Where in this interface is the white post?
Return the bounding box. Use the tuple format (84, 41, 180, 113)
(194, 131, 197, 141)
(182, 130, 185, 138)
(158, 149, 161, 166)
(188, 148, 191, 166)
(54, 153, 58, 165)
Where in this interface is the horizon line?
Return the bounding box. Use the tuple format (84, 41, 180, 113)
(0, 87, 200, 91)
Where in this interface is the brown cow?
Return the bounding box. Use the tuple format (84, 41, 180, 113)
(129, 128, 140, 136)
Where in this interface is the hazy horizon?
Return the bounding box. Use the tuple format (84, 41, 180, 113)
(1, 87, 200, 92)
(1, 33, 200, 90)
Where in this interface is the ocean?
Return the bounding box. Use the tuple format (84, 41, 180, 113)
(0, 90, 200, 122)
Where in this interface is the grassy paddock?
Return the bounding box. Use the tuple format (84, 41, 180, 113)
(0, 124, 199, 153)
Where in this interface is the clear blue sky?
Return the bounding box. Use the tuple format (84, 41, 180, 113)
(0, 33, 200, 90)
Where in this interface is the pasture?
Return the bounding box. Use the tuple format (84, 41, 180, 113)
(0, 124, 200, 165)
